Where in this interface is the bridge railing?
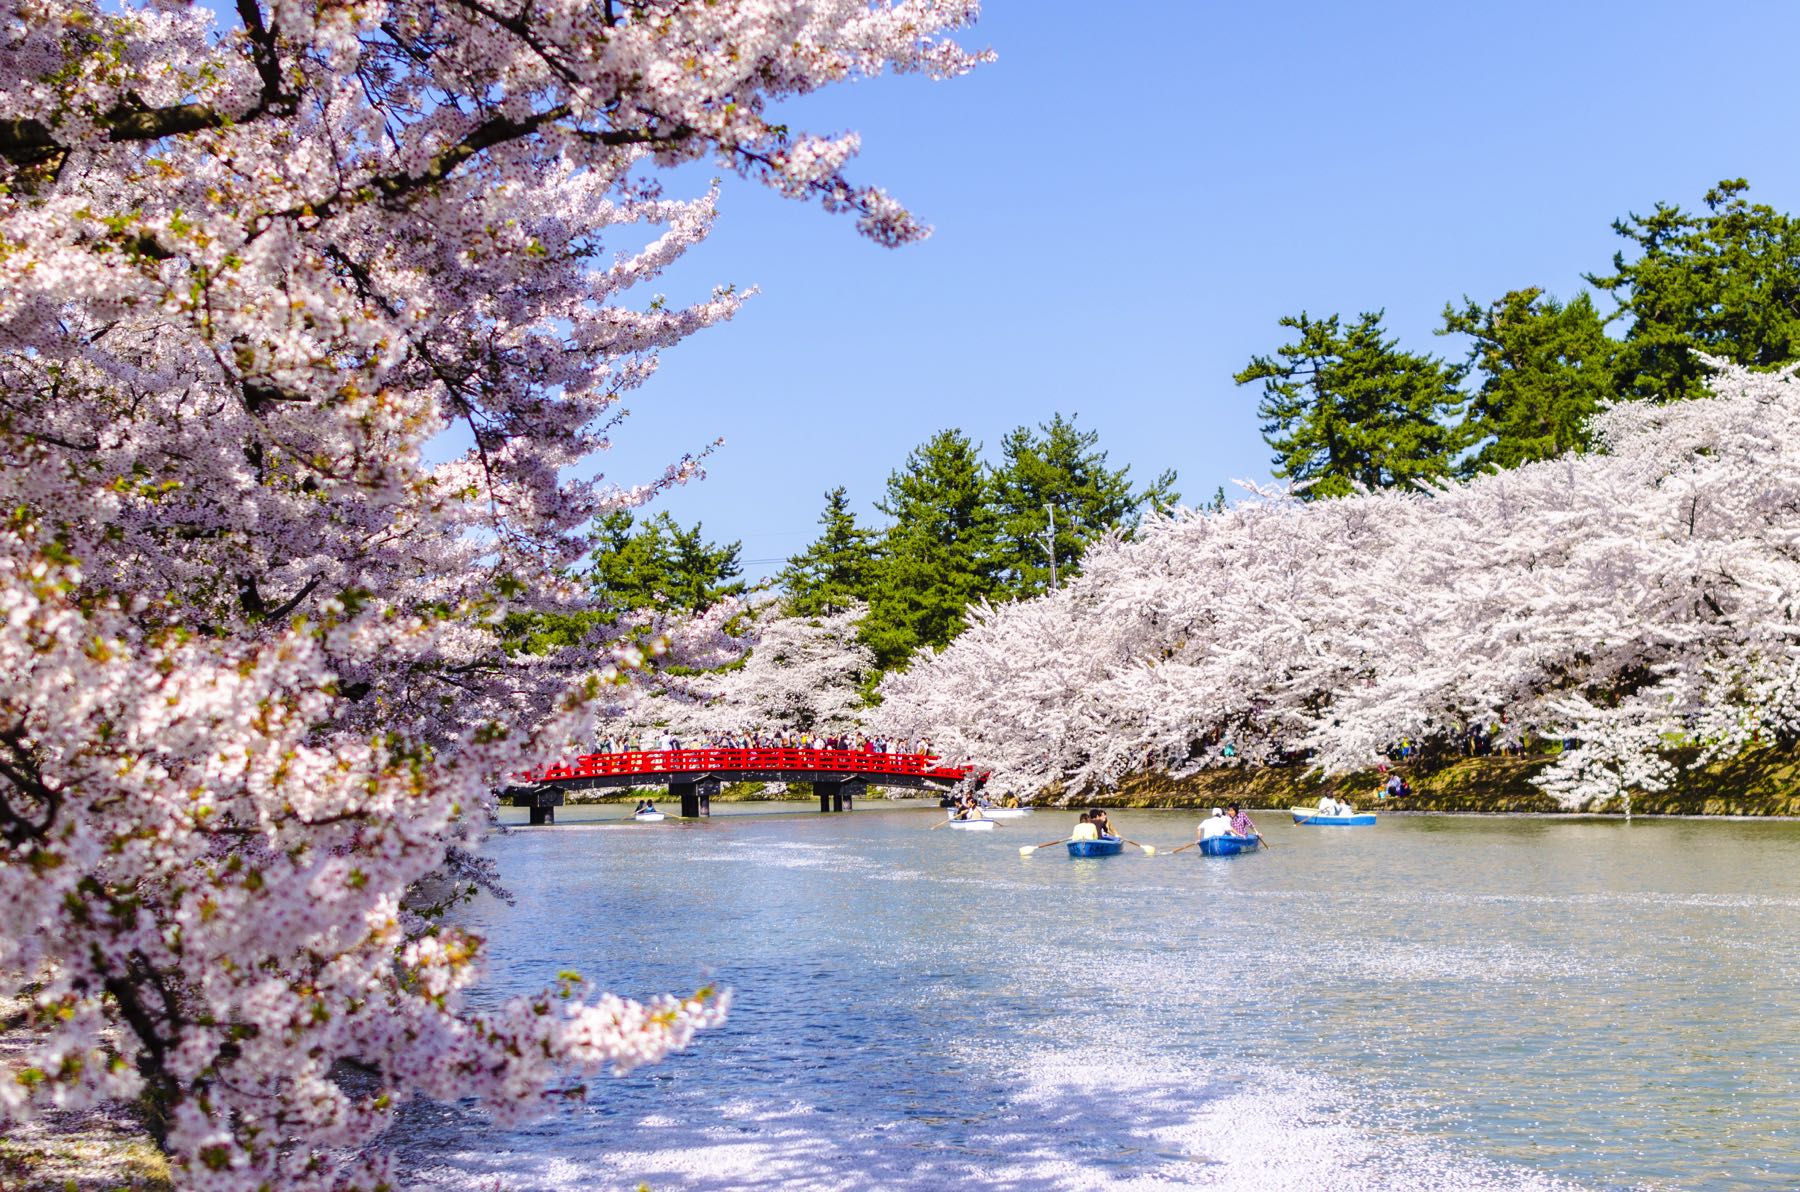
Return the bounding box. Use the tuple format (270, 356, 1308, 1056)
(515, 748, 968, 785)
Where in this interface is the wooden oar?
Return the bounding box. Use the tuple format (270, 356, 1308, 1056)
(1018, 838, 1070, 855)
(1254, 832, 1270, 850)
(1167, 841, 1199, 855)
(1119, 837, 1157, 856)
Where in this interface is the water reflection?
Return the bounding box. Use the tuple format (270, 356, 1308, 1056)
(394, 806, 1800, 1190)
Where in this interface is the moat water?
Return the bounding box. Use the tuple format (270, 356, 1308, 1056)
(394, 803, 1800, 1190)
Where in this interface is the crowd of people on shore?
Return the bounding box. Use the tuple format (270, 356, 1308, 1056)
(594, 730, 935, 756)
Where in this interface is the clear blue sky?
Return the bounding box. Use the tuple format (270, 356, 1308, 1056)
(590, 0, 1800, 579)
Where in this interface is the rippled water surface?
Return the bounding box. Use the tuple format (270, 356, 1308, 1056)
(394, 804, 1800, 1190)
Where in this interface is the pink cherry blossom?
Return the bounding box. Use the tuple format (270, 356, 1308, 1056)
(0, 1, 985, 1185)
(876, 364, 1800, 816)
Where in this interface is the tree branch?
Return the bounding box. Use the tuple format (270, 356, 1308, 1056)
(1, 3, 294, 170)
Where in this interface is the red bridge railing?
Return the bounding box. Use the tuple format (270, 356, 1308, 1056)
(515, 748, 968, 785)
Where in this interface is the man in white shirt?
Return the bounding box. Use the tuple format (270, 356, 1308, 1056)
(1200, 809, 1230, 840)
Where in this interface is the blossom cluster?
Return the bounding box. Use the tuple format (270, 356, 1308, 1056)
(609, 601, 876, 744)
(874, 366, 1800, 811)
(0, 0, 981, 1185)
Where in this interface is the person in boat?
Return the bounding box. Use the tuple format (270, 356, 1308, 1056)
(1317, 795, 1340, 817)
(1090, 809, 1117, 839)
(1071, 811, 1100, 842)
(1199, 808, 1230, 841)
(1228, 802, 1258, 838)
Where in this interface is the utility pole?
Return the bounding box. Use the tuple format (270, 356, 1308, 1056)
(1043, 503, 1058, 588)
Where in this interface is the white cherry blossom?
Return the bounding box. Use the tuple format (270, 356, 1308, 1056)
(0, 1, 984, 1184)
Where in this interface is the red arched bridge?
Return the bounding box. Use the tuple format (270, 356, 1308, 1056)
(505, 748, 972, 823)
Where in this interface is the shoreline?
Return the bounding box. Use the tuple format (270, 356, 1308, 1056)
(1028, 746, 1800, 818)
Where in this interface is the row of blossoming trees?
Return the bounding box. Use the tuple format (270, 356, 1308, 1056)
(0, 0, 982, 1185)
(872, 366, 1800, 812)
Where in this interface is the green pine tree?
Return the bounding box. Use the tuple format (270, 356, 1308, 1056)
(989, 412, 1177, 597)
(589, 510, 744, 615)
(1588, 179, 1800, 403)
(1235, 310, 1467, 499)
(1439, 288, 1617, 473)
(501, 510, 746, 655)
(860, 429, 999, 672)
(778, 486, 879, 616)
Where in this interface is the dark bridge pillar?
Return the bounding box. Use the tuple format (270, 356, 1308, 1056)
(504, 784, 563, 825)
(812, 778, 867, 812)
(670, 777, 717, 818)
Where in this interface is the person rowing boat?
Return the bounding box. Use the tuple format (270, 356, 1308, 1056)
(1199, 808, 1230, 843)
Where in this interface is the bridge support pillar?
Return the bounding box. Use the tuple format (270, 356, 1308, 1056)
(812, 779, 866, 812)
(671, 778, 717, 818)
(503, 784, 563, 826)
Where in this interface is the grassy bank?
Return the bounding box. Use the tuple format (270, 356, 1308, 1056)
(1058, 744, 1800, 816)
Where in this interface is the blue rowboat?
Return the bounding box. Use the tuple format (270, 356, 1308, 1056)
(1290, 807, 1377, 827)
(1199, 834, 1261, 856)
(1066, 837, 1125, 858)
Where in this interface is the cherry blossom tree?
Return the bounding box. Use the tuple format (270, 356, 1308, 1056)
(611, 601, 875, 743)
(0, 0, 984, 1185)
(875, 365, 1800, 813)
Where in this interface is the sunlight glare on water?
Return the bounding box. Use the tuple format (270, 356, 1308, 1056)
(394, 804, 1800, 1191)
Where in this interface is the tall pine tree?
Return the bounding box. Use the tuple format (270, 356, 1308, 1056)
(1588, 179, 1800, 403)
(1440, 288, 1617, 473)
(588, 510, 744, 615)
(778, 486, 879, 616)
(1236, 310, 1467, 499)
(989, 413, 1177, 597)
(860, 429, 998, 671)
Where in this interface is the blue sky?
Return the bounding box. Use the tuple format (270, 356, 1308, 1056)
(591, 0, 1800, 578)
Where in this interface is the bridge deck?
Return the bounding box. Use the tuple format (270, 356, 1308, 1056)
(515, 747, 967, 789)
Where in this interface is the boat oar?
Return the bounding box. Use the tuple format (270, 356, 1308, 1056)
(1255, 833, 1270, 850)
(1018, 838, 1070, 856)
(1167, 841, 1200, 855)
(1120, 837, 1157, 856)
